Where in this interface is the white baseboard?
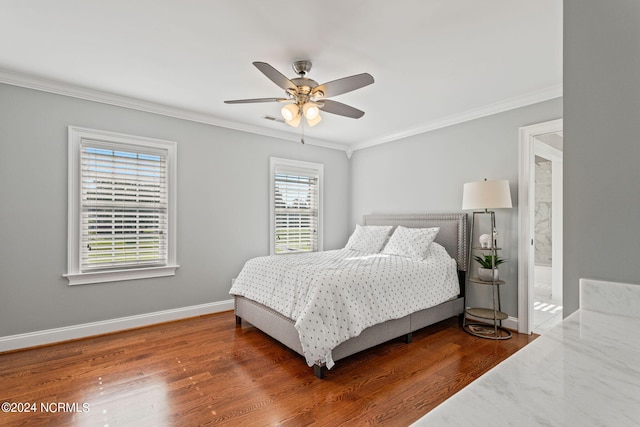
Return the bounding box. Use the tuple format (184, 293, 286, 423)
(503, 316, 518, 332)
(0, 299, 234, 353)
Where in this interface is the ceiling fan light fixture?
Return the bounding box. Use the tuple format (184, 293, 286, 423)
(281, 103, 299, 122)
(285, 114, 301, 128)
(303, 102, 320, 120)
(306, 114, 322, 127)
(226, 61, 374, 132)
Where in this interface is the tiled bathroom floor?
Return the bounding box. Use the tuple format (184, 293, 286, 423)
(533, 283, 563, 334)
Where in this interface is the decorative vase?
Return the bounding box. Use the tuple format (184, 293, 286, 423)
(478, 267, 499, 282)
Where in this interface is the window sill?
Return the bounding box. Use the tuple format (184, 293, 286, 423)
(64, 265, 179, 286)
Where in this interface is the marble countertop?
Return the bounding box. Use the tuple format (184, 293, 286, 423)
(413, 279, 640, 426)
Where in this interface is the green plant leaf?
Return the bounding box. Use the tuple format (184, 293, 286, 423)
(473, 254, 507, 268)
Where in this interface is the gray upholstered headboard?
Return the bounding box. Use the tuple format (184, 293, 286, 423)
(362, 213, 468, 271)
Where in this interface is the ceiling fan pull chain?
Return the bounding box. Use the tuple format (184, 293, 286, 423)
(300, 113, 305, 144)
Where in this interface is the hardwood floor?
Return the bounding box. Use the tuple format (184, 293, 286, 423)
(0, 312, 536, 426)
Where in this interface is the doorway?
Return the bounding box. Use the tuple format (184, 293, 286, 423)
(518, 119, 563, 334)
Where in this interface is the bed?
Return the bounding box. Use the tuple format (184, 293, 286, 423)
(231, 213, 467, 378)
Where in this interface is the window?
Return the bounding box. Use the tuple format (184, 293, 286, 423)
(65, 127, 178, 285)
(270, 157, 323, 254)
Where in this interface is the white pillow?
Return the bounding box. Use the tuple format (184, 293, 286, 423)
(344, 224, 393, 253)
(381, 226, 440, 260)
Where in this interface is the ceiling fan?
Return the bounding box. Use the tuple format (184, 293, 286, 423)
(225, 61, 374, 131)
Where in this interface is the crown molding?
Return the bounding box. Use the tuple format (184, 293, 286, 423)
(350, 83, 563, 152)
(0, 68, 349, 153)
(0, 68, 561, 156)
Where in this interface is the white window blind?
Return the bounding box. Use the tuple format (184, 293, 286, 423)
(66, 126, 177, 285)
(80, 141, 168, 271)
(270, 158, 323, 254)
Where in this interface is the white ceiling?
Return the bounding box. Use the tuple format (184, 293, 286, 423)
(0, 0, 562, 152)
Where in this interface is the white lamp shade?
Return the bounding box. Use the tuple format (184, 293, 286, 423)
(306, 113, 322, 127)
(303, 102, 320, 120)
(281, 104, 300, 122)
(462, 179, 512, 210)
(285, 114, 301, 127)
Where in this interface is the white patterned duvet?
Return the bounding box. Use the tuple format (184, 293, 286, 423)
(229, 243, 460, 369)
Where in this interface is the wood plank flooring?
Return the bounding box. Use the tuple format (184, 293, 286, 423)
(0, 312, 536, 426)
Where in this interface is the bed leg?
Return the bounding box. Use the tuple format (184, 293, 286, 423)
(313, 364, 325, 379)
(405, 332, 413, 343)
(235, 315, 242, 326)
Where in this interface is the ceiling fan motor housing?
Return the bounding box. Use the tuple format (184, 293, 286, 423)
(290, 78, 318, 99)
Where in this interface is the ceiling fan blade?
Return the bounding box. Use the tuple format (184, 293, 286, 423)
(319, 99, 365, 119)
(253, 62, 297, 91)
(224, 97, 289, 104)
(313, 73, 374, 98)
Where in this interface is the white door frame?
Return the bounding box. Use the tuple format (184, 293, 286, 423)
(518, 119, 563, 334)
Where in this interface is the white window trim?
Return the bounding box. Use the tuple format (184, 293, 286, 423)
(64, 126, 178, 285)
(269, 157, 324, 255)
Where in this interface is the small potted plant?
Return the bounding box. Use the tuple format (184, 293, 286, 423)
(473, 254, 507, 282)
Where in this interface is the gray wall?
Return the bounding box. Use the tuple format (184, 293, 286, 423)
(350, 98, 563, 318)
(564, 0, 640, 315)
(0, 83, 349, 336)
(0, 77, 573, 337)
